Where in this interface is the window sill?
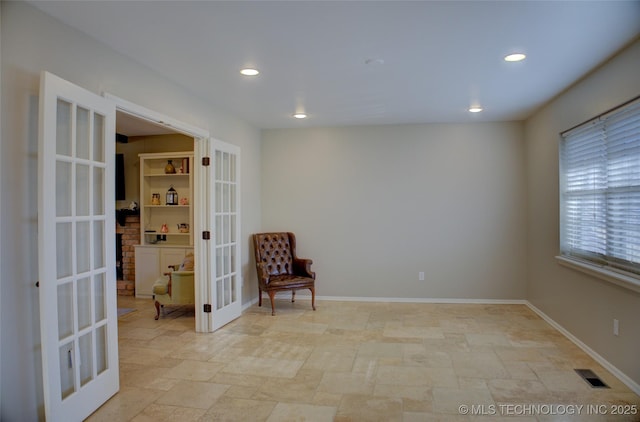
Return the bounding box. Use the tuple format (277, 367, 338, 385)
(556, 256, 640, 294)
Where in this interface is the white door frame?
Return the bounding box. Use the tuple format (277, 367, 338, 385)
(103, 94, 214, 332)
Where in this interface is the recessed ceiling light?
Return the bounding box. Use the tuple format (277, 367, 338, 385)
(504, 53, 526, 62)
(293, 113, 307, 119)
(240, 68, 259, 76)
(469, 107, 483, 113)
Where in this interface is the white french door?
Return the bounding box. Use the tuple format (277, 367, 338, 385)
(209, 139, 242, 330)
(38, 71, 119, 420)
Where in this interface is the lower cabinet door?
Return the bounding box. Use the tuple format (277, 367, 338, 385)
(160, 248, 189, 272)
(134, 246, 161, 298)
(135, 246, 193, 298)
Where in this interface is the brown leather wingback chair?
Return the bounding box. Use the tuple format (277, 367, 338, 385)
(252, 232, 316, 315)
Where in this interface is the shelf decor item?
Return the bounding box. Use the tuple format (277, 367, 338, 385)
(164, 159, 176, 174)
(166, 185, 178, 205)
(139, 151, 193, 248)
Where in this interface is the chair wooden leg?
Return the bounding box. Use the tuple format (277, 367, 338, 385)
(268, 291, 276, 316)
(154, 301, 161, 320)
(310, 287, 316, 311)
(291, 290, 296, 303)
(258, 289, 262, 307)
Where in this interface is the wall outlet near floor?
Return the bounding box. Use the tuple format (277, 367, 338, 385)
(613, 319, 619, 336)
(419, 272, 425, 281)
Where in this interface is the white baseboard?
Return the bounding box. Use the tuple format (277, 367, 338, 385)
(241, 296, 259, 312)
(285, 294, 527, 305)
(525, 301, 640, 396)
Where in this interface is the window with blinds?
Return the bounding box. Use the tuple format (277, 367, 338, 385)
(560, 97, 640, 276)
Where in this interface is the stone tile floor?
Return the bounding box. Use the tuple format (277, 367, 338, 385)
(87, 297, 640, 421)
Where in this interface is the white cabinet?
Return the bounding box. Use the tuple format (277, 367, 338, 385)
(134, 246, 160, 298)
(135, 245, 193, 298)
(136, 151, 195, 298)
(139, 151, 194, 247)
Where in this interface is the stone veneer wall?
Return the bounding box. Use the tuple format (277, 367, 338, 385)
(116, 214, 140, 295)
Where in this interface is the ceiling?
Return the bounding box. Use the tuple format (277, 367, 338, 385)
(30, 1, 640, 130)
(115, 110, 178, 137)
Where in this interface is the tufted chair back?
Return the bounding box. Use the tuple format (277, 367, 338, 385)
(253, 232, 294, 276)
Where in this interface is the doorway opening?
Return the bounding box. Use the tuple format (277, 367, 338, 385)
(114, 110, 195, 303)
(108, 93, 243, 335)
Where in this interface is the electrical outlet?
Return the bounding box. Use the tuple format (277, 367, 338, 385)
(613, 319, 619, 336)
(419, 272, 425, 281)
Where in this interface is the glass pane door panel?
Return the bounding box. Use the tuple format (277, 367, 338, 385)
(76, 107, 90, 160)
(223, 215, 230, 243)
(92, 113, 105, 163)
(56, 161, 72, 217)
(94, 274, 105, 322)
(76, 164, 90, 216)
(229, 184, 236, 212)
(222, 152, 230, 181)
(224, 278, 231, 306)
(215, 151, 222, 180)
(231, 275, 237, 302)
(93, 167, 104, 214)
(77, 277, 92, 331)
(215, 183, 222, 213)
(221, 246, 227, 275)
(216, 215, 223, 243)
(93, 221, 105, 269)
(59, 342, 75, 400)
(79, 333, 93, 386)
(56, 223, 72, 279)
(57, 282, 74, 340)
(230, 215, 237, 242)
(95, 325, 107, 375)
(229, 154, 236, 182)
(216, 247, 223, 278)
(230, 246, 236, 273)
(223, 184, 230, 212)
(76, 221, 91, 274)
(216, 279, 223, 309)
(56, 99, 72, 157)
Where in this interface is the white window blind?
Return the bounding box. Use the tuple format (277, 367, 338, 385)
(560, 97, 640, 276)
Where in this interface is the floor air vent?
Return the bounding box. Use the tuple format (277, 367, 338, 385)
(575, 369, 609, 388)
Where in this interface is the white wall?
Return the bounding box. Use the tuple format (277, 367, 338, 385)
(525, 38, 640, 388)
(0, 3, 3, 418)
(262, 122, 527, 300)
(0, 2, 261, 420)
